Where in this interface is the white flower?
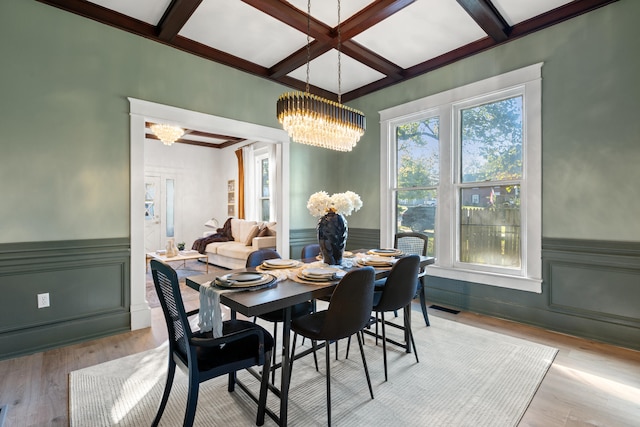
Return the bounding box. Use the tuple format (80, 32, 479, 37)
(307, 191, 363, 217)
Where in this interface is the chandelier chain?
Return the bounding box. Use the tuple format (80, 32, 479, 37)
(337, 0, 342, 103)
(275, 0, 365, 152)
(305, 0, 311, 93)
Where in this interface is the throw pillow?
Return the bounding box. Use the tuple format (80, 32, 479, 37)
(245, 225, 261, 246)
(257, 224, 270, 237)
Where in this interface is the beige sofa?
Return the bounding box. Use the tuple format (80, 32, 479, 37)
(203, 218, 276, 269)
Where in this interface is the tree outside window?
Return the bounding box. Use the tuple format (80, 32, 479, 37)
(458, 96, 523, 268)
(395, 117, 439, 256)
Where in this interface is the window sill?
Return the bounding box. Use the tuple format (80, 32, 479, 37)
(426, 265, 542, 293)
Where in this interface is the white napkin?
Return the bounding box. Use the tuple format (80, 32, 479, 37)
(198, 274, 289, 338)
(198, 281, 238, 338)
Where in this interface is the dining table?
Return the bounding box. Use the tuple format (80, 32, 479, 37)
(185, 251, 434, 426)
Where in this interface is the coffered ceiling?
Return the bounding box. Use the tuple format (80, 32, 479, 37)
(38, 0, 616, 104)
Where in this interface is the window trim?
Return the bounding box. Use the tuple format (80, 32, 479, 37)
(380, 63, 542, 293)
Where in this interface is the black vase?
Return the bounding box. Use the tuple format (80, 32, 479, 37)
(317, 211, 348, 265)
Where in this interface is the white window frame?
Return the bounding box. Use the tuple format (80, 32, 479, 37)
(380, 63, 542, 293)
(244, 144, 276, 222)
(255, 150, 271, 222)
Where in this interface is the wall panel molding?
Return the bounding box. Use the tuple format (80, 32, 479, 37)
(425, 237, 640, 350)
(0, 238, 130, 360)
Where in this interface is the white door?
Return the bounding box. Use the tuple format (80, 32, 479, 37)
(144, 175, 161, 252)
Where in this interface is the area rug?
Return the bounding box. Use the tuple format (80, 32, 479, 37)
(70, 313, 557, 426)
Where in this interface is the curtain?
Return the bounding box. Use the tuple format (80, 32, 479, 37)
(235, 148, 245, 219)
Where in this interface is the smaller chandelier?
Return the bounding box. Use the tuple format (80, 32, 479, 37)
(277, 92, 365, 152)
(150, 123, 184, 146)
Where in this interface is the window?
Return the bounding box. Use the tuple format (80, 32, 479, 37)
(165, 178, 175, 238)
(395, 117, 439, 256)
(244, 144, 276, 222)
(257, 156, 270, 222)
(380, 64, 542, 292)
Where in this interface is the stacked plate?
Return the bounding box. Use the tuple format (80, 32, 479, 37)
(260, 259, 302, 270)
(367, 248, 403, 257)
(215, 272, 276, 289)
(315, 250, 354, 261)
(356, 256, 397, 267)
(298, 267, 345, 282)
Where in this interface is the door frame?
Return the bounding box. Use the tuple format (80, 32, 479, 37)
(129, 98, 290, 329)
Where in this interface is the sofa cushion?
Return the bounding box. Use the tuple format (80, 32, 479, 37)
(264, 221, 277, 236)
(231, 219, 258, 243)
(257, 226, 270, 237)
(244, 224, 261, 245)
(203, 241, 228, 255)
(217, 242, 256, 259)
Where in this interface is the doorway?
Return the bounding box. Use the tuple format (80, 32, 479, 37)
(129, 98, 291, 330)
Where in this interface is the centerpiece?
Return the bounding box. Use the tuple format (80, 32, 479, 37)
(307, 191, 363, 265)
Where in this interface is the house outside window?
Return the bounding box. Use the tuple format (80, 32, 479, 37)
(380, 64, 542, 292)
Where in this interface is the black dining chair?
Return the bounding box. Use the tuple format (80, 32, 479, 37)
(395, 232, 431, 326)
(300, 242, 345, 359)
(372, 254, 421, 381)
(150, 259, 273, 427)
(288, 267, 376, 427)
(246, 248, 317, 383)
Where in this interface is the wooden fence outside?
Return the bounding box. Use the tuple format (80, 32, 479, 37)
(459, 207, 521, 267)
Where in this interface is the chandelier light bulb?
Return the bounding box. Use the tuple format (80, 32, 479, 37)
(150, 123, 184, 146)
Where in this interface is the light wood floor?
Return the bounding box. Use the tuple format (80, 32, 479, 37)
(1, 295, 638, 426)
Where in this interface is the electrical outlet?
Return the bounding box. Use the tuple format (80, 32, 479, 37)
(37, 293, 50, 308)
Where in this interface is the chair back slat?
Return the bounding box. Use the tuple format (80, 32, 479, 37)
(321, 267, 375, 340)
(151, 259, 191, 358)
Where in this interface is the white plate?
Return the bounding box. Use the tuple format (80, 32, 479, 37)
(368, 248, 402, 257)
(215, 273, 276, 289)
(302, 267, 341, 277)
(223, 272, 263, 282)
(264, 259, 298, 267)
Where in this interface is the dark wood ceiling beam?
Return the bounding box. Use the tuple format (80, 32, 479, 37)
(146, 123, 247, 148)
(38, 0, 621, 104)
(344, 0, 619, 101)
(36, 0, 156, 38)
(157, 0, 203, 42)
(509, 0, 618, 37)
(241, 0, 333, 41)
(456, 0, 510, 42)
(269, 40, 332, 79)
(338, 0, 416, 40)
(268, 0, 413, 80)
(172, 36, 269, 76)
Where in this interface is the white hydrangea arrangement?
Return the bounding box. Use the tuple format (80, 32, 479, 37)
(307, 191, 363, 217)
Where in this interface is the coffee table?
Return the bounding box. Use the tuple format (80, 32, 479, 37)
(147, 250, 209, 273)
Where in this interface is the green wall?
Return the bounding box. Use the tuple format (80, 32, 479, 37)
(0, 0, 328, 241)
(1, 0, 638, 356)
(2, 1, 638, 242)
(348, 0, 640, 241)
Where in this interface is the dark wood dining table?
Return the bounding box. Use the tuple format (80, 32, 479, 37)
(185, 253, 434, 426)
